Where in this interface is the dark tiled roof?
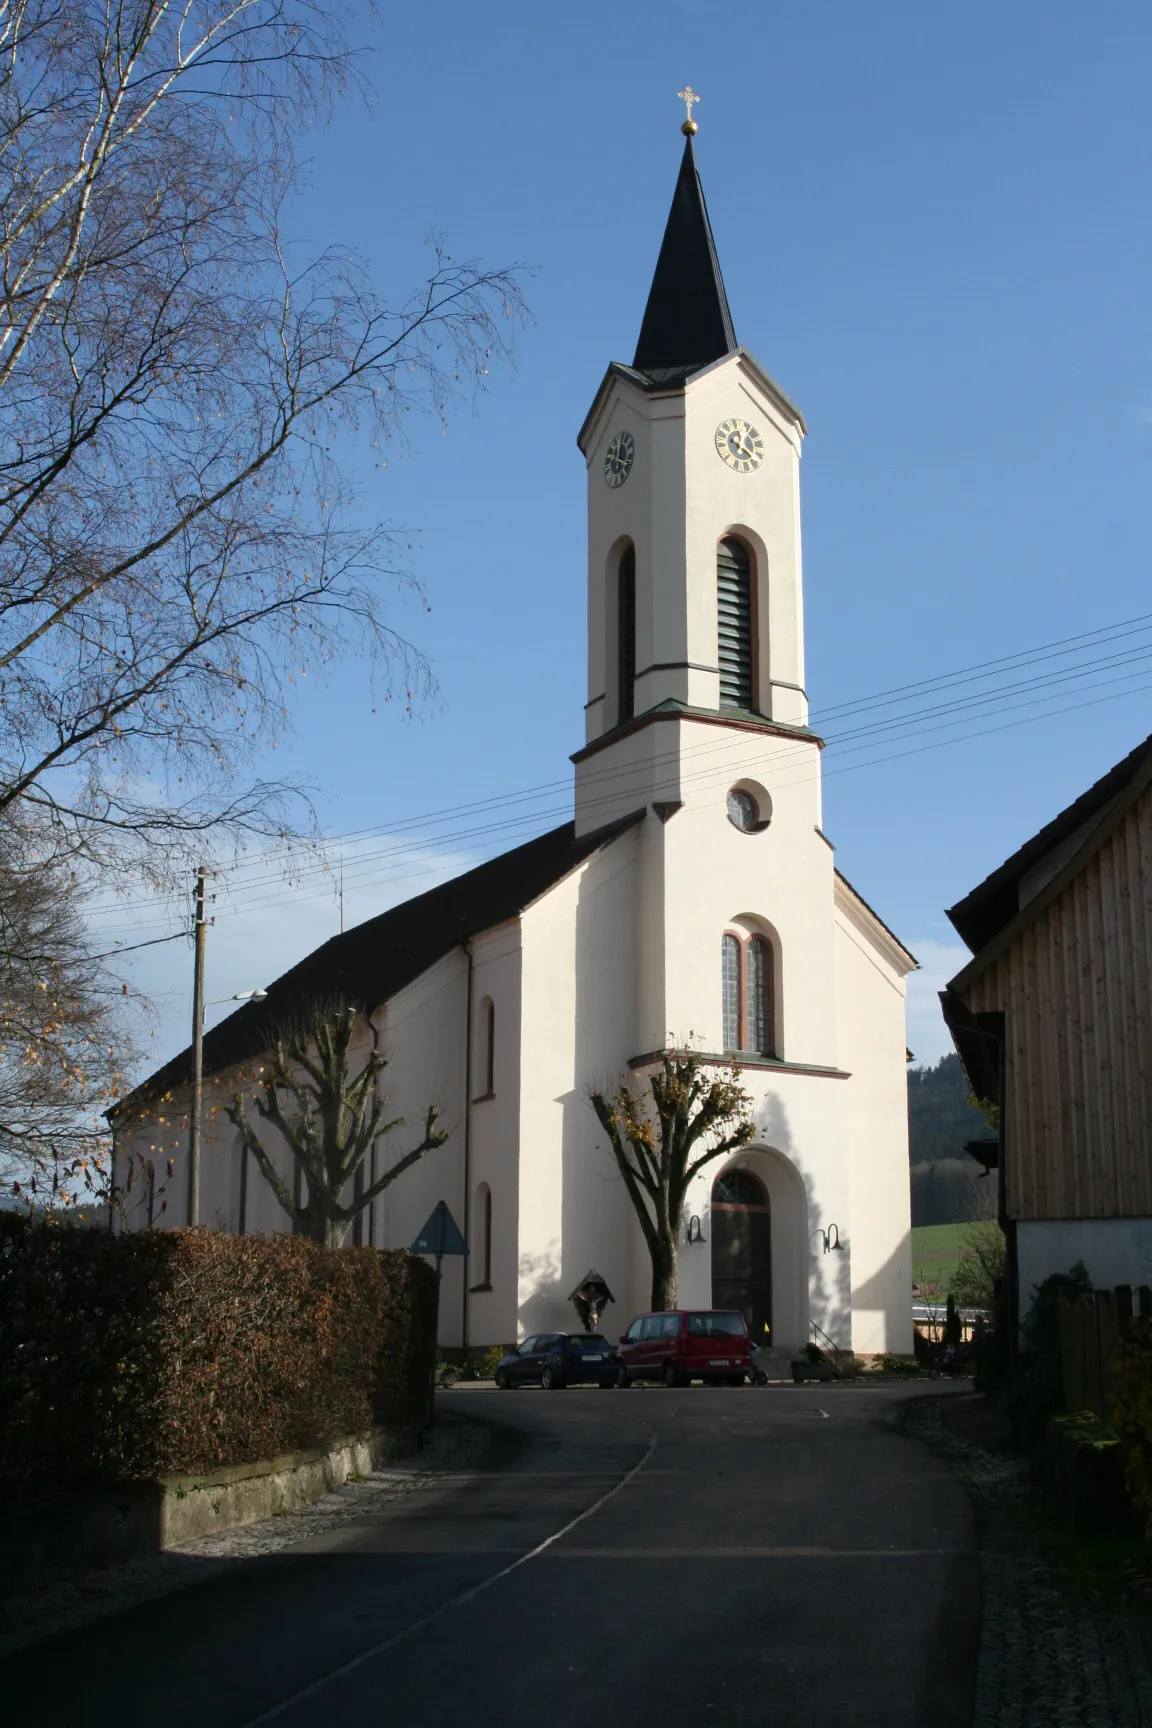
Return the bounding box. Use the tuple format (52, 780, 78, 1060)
(113, 811, 645, 1117)
(946, 732, 1152, 952)
(632, 135, 738, 375)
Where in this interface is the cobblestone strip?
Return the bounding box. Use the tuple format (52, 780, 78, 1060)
(0, 1412, 489, 1659)
(905, 1400, 1152, 1728)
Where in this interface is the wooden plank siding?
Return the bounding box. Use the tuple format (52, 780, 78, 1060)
(964, 782, 1152, 1222)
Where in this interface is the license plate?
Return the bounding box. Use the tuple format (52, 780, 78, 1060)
(582, 1354, 605, 1361)
(708, 1358, 731, 1367)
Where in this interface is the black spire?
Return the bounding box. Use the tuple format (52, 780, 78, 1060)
(632, 135, 737, 377)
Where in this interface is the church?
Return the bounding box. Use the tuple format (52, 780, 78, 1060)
(111, 120, 916, 1360)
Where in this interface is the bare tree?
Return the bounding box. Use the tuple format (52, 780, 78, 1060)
(0, 815, 127, 1207)
(226, 1004, 448, 1247)
(590, 1051, 755, 1311)
(0, 0, 527, 882)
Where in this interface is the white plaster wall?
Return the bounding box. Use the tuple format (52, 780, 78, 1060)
(579, 349, 806, 753)
(675, 1071, 851, 1351)
(834, 882, 915, 1354)
(660, 731, 832, 1061)
(458, 922, 524, 1348)
(113, 1055, 297, 1236)
(112, 933, 525, 1351)
(517, 824, 649, 1339)
(1017, 1218, 1152, 1317)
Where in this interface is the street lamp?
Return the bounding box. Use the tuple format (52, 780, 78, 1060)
(811, 1224, 844, 1255)
(207, 989, 268, 1005)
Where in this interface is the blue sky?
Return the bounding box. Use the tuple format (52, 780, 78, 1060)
(102, 2, 1152, 1072)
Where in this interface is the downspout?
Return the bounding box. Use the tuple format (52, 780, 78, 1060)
(460, 937, 474, 1355)
(366, 1006, 383, 1247)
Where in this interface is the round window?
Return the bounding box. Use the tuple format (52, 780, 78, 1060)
(727, 789, 759, 832)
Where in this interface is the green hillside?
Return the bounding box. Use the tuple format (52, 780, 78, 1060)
(907, 1054, 995, 1227)
(910, 1222, 970, 1295)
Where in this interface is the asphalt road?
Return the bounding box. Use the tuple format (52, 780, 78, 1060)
(1, 1382, 980, 1728)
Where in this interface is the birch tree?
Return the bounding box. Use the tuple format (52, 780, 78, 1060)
(0, 0, 526, 881)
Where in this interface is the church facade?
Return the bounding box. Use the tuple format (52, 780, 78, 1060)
(111, 134, 915, 1358)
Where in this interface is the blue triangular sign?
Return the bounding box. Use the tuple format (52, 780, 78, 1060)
(410, 1200, 467, 1258)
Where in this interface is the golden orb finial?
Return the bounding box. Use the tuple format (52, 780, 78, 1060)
(678, 85, 700, 135)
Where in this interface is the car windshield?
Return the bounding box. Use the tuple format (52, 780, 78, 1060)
(687, 1312, 746, 1338)
(568, 1336, 609, 1350)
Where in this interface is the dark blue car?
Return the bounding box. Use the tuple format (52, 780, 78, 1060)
(493, 1332, 617, 1390)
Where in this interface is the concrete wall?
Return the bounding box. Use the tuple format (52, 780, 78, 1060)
(1017, 1217, 1152, 1318)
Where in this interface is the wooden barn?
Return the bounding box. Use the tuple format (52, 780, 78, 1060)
(942, 733, 1152, 1327)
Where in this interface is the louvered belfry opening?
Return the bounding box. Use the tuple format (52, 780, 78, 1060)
(717, 537, 753, 710)
(618, 542, 636, 723)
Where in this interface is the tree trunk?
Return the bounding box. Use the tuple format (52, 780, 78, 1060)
(650, 1233, 679, 1311)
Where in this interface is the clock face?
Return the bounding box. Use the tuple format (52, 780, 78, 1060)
(604, 429, 635, 488)
(715, 417, 765, 474)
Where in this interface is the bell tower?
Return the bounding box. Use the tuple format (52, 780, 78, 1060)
(573, 124, 814, 838)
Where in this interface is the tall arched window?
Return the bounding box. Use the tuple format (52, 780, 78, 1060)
(717, 537, 752, 711)
(722, 931, 778, 1055)
(722, 933, 741, 1052)
(618, 543, 636, 723)
(475, 997, 495, 1100)
(471, 1181, 493, 1290)
(746, 936, 775, 1057)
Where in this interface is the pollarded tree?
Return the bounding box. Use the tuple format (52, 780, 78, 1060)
(226, 1006, 448, 1248)
(590, 1051, 755, 1311)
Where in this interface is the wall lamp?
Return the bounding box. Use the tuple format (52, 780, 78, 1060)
(811, 1224, 843, 1255)
(686, 1215, 706, 1245)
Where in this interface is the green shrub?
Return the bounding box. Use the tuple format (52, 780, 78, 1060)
(1111, 1319, 1152, 1534)
(0, 1217, 437, 1485)
(999, 1261, 1093, 1451)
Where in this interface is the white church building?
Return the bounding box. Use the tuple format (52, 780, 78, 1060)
(112, 130, 916, 1359)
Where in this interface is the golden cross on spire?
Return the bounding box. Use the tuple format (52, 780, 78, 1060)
(677, 85, 700, 136)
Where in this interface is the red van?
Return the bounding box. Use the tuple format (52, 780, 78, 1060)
(615, 1310, 751, 1387)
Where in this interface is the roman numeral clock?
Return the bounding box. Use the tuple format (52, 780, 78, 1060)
(715, 416, 764, 474)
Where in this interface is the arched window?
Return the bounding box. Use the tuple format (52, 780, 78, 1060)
(717, 537, 752, 711)
(618, 543, 636, 723)
(746, 935, 775, 1057)
(721, 931, 778, 1055)
(713, 1168, 768, 1207)
(475, 997, 495, 1100)
(471, 1181, 493, 1290)
(722, 933, 741, 1052)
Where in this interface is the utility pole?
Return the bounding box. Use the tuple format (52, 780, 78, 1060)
(187, 868, 209, 1226)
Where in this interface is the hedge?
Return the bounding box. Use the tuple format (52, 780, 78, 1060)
(0, 1218, 438, 1486)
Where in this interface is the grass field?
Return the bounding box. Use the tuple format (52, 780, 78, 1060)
(911, 1222, 972, 1295)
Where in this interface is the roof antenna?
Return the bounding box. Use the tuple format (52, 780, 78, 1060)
(678, 84, 700, 136)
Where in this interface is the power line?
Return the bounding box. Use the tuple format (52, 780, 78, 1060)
(86, 605, 1152, 921)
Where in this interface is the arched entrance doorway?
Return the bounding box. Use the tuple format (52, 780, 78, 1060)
(711, 1168, 772, 1345)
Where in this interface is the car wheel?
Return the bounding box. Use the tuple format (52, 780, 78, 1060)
(616, 1363, 630, 1388)
(662, 1361, 679, 1389)
(541, 1364, 565, 1390)
(494, 1367, 510, 1390)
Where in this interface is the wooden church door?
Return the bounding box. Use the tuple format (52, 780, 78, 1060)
(710, 1169, 772, 1346)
